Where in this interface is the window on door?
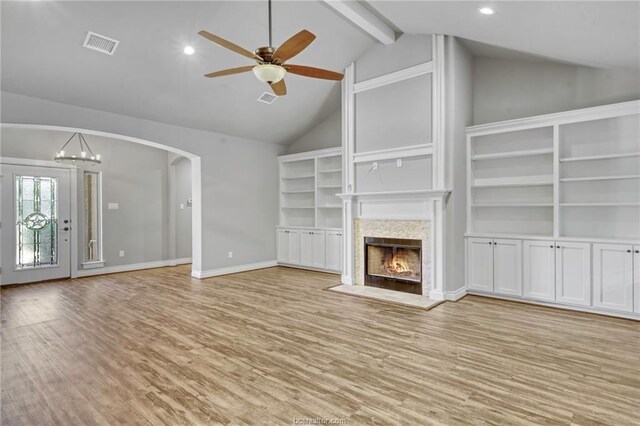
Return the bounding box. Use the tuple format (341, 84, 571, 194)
(83, 171, 102, 263)
(15, 175, 58, 269)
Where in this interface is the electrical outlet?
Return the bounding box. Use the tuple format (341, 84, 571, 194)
(228, 251, 233, 259)
(119, 250, 125, 257)
(396, 159, 403, 168)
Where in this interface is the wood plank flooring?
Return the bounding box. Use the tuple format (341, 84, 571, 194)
(2, 265, 639, 425)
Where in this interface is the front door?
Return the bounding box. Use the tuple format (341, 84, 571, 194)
(1, 165, 72, 285)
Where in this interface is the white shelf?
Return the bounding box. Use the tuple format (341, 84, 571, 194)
(318, 168, 342, 174)
(472, 203, 553, 208)
(471, 148, 553, 161)
(282, 206, 315, 209)
(282, 174, 315, 180)
(318, 185, 342, 189)
(318, 205, 342, 209)
(560, 202, 640, 207)
(471, 180, 553, 189)
(560, 175, 640, 182)
(281, 190, 314, 194)
(559, 152, 640, 163)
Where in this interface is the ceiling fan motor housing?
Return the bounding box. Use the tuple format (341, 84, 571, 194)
(255, 46, 275, 63)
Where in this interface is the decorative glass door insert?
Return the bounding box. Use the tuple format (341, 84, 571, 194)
(15, 175, 58, 269)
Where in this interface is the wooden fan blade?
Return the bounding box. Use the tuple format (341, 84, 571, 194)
(272, 30, 316, 64)
(285, 65, 344, 81)
(204, 66, 254, 78)
(270, 79, 287, 96)
(198, 30, 261, 61)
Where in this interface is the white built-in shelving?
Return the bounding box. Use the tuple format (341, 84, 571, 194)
(278, 147, 343, 229)
(466, 100, 640, 243)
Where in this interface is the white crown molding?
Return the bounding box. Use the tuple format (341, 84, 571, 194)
(466, 99, 640, 136)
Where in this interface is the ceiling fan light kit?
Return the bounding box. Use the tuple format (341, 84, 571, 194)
(198, 0, 343, 96)
(253, 64, 286, 84)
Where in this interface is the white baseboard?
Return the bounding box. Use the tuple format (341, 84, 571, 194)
(76, 260, 174, 277)
(192, 260, 278, 279)
(467, 289, 640, 321)
(341, 275, 353, 285)
(428, 290, 445, 301)
(169, 257, 192, 266)
(445, 287, 468, 301)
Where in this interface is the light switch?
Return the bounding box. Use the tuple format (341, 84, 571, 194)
(108, 203, 119, 210)
(180, 203, 185, 209)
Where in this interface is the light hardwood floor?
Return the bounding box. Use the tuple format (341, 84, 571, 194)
(2, 266, 639, 425)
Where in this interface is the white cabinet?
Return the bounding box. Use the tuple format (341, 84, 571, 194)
(325, 231, 343, 272)
(277, 229, 299, 264)
(523, 240, 556, 301)
(284, 229, 329, 271)
(493, 239, 522, 296)
(467, 237, 521, 295)
(593, 244, 634, 313)
(467, 238, 494, 291)
(555, 242, 591, 307)
(635, 247, 640, 314)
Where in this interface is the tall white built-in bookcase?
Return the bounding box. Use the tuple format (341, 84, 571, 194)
(467, 101, 640, 242)
(277, 148, 343, 274)
(466, 100, 640, 320)
(279, 147, 343, 229)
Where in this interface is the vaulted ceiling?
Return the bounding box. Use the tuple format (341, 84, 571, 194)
(1, 1, 638, 145)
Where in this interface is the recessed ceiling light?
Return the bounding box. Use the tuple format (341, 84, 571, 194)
(479, 7, 495, 15)
(184, 46, 195, 55)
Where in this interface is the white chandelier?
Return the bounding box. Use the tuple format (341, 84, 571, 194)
(54, 132, 101, 166)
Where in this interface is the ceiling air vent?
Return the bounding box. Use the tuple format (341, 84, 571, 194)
(257, 92, 278, 104)
(83, 31, 119, 55)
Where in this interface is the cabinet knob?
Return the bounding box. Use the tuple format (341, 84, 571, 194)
(550, 245, 554, 248)
(635, 250, 639, 254)
(627, 249, 632, 253)
(489, 241, 492, 245)
(556, 246, 560, 249)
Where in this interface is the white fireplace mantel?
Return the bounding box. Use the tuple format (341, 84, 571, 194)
(339, 189, 451, 300)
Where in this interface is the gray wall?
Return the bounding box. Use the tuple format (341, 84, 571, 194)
(173, 156, 192, 259)
(473, 57, 640, 124)
(287, 110, 341, 154)
(445, 37, 473, 293)
(1, 91, 284, 274)
(1, 128, 171, 268)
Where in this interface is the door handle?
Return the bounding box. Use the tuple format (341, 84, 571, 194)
(63, 227, 69, 231)
(64, 219, 69, 224)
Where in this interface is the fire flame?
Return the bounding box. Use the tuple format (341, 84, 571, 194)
(385, 253, 413, 275)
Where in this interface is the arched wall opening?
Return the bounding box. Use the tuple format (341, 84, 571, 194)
(0, 123, 203, 278)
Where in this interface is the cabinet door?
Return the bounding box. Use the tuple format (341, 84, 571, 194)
(289, 230, 300, 265)
(325, 231, 343, 272)
(277, 230, 290, 263)
(523, 240, 555, 301)
(299, 231, 314, 266)
(311, 231, 326, 269)
(467, 238, 494, 291)
(493, 239, 522, 296)
(555, 242, 591, 306)
(593, 244, 633, 313)
(634, 246, 640, 314)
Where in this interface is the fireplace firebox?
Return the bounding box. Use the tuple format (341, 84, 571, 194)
(364, 237, 422, 295)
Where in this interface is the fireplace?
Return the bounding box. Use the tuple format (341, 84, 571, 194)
(364, 237, 422, 295)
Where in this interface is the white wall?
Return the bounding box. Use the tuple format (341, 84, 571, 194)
(1, 128, 171, 268)
(287, 110, 341, 154)
(1, 91, 284, 275)
(444, 37, 473, 294)
(473, 57, 640, 124)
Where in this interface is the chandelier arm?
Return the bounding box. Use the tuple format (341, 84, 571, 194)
(79, 133, 97, 157)
(58, 132, 78, 153)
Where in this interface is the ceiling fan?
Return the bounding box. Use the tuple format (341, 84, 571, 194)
(198, 0, 344, 96)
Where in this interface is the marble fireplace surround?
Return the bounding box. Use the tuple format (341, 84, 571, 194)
(339, 189, 450, 300)
(355, 219, 431, 294)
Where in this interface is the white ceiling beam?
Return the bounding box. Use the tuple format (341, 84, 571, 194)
(322, 0, 396, 45)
